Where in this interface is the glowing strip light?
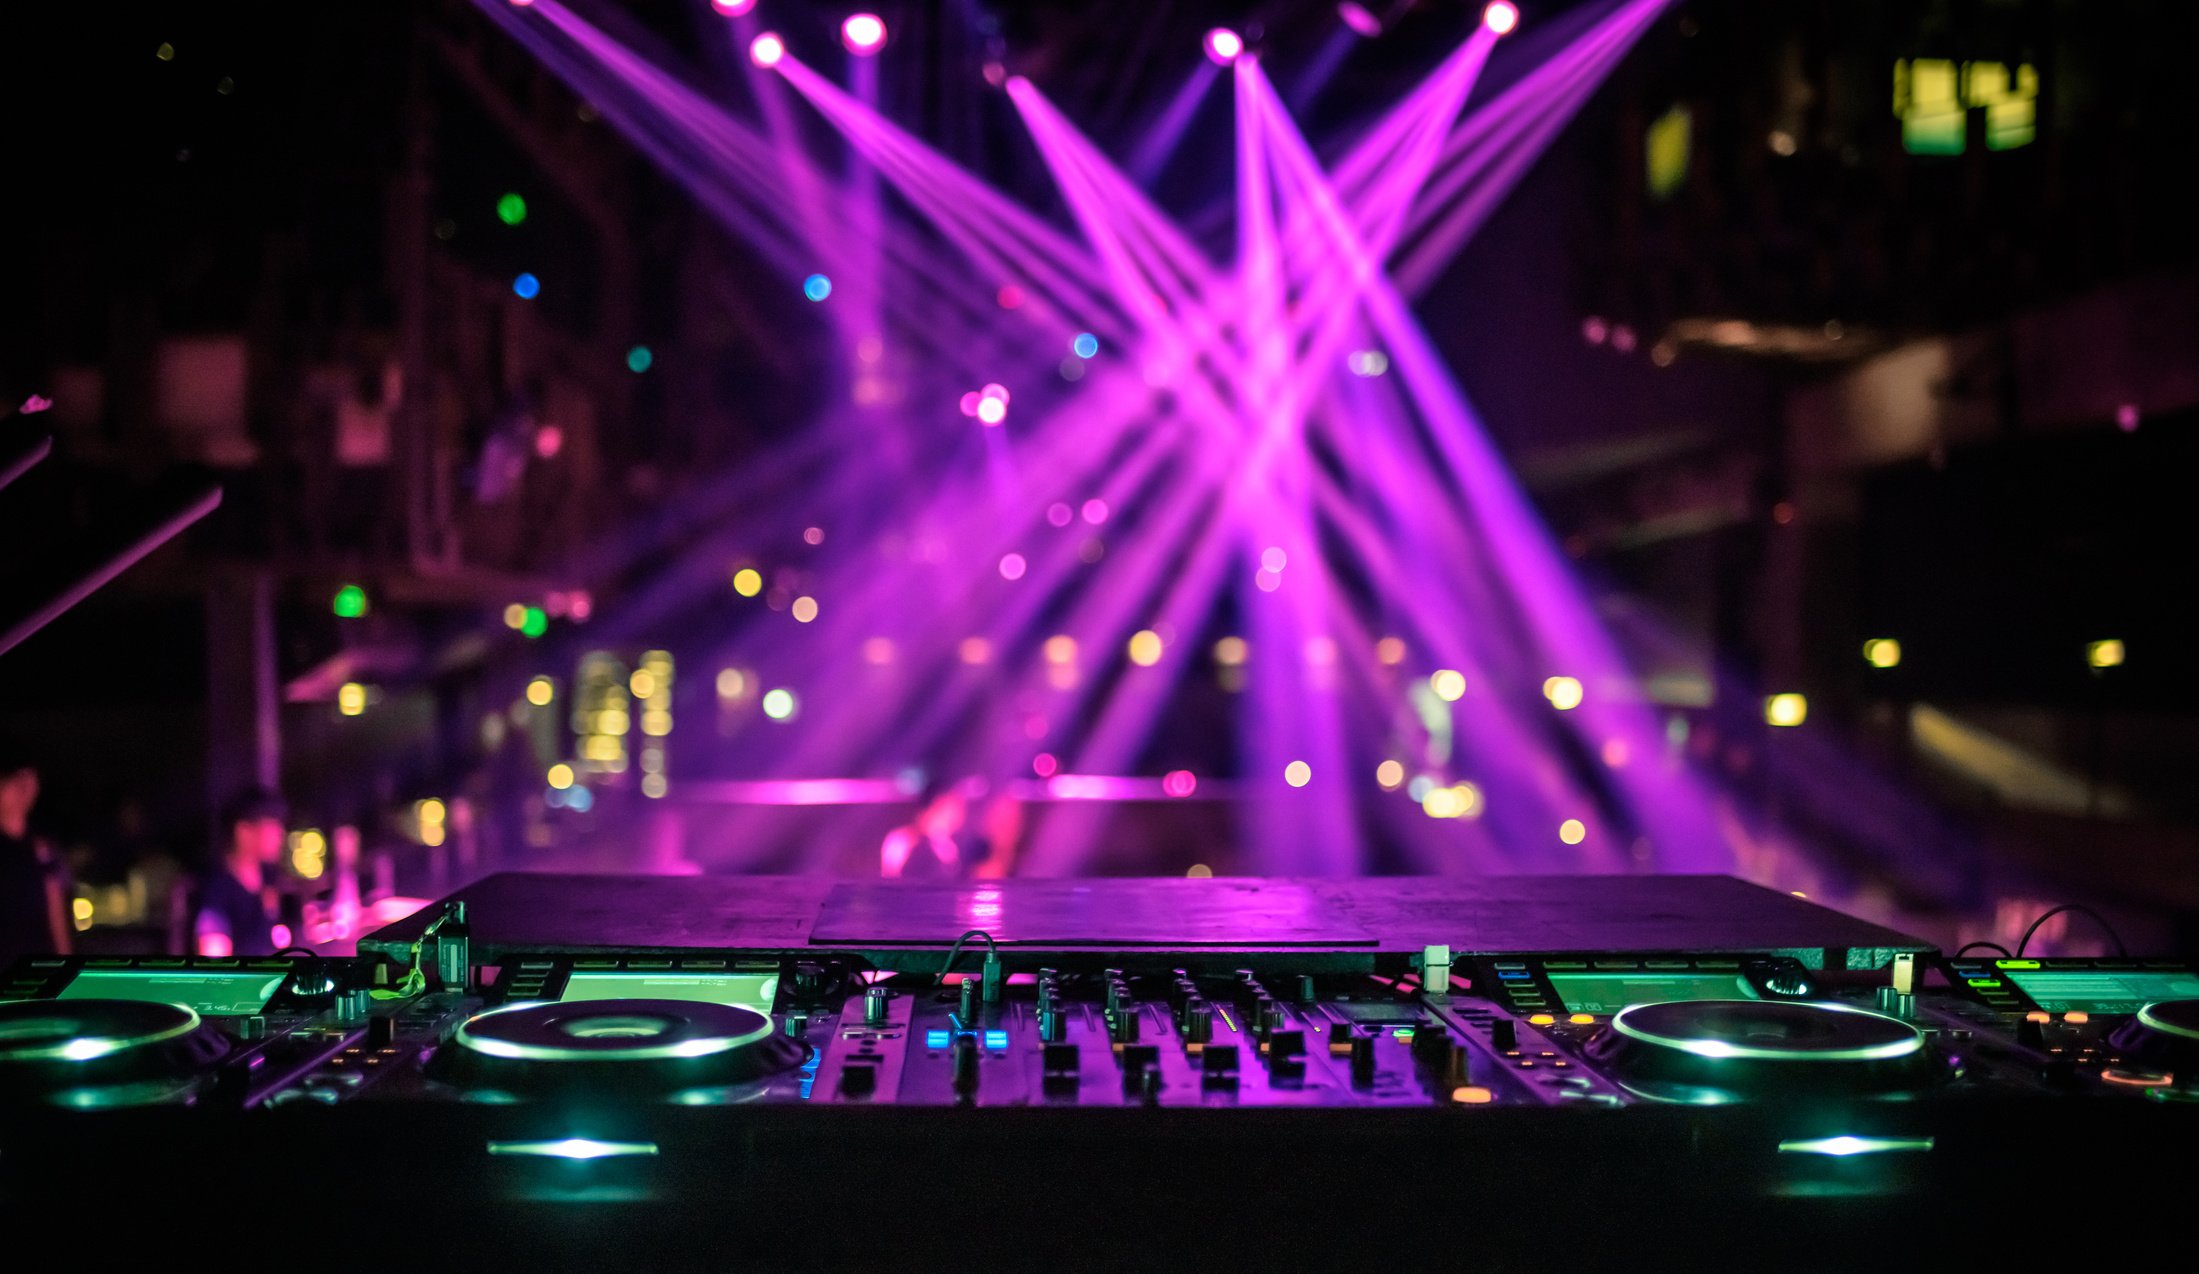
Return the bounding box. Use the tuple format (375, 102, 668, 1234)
(455, 1006, 774, 1062)
(0, 1006, 203, 1063)
(1608, 1001, 1924, 1063)
(2138, 1003, 2199, 1041)
(1777, 1135, 1935, 1157)
(487, 1139, 660, 1160)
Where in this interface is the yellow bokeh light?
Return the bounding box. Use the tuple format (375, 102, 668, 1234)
(1186, 863, 1214, 878)
(337, 682, 368, 717)
(72, 896, 93, 923)
(526, 677, 555, 706)
(291, 843, 325, 880)
(597, 709, 631, 735)
(296, 829, 326, 857)
(1212, 636, 1248, 667)
(959, 637, 992, 665)
(791, 596, 819, 623)
(417, 799, 447, 825)
(629, 669, 657, 699)
(421, 824, 446, 848)
(1375, 636, 1406, 665)
(503, 603, 529, 629)
(1421, 783, 1483, 820)
(2087, 639, 2124, 669)
(1044, 634, 1078, 665)
(732, 567, 763, 597)
(547, 763, 575, 790)
(1429, 669, 1466, 702)
(1543, 676, 1584, 711)
(1375, 759, 1405, 790)
(762, 688, 797, 720)
(1284, 760, 1312, 788)
(1862, 638, 1902, 669)
(1764, 693, 1808, 727)
(641, 710, 672, 736)
(1559, 818, 1587, 845)
(1128, 629, 1164, 666)
(640, 773, 668, 799)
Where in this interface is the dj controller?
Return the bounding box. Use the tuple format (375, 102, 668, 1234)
(4, 874, 2195, 1266)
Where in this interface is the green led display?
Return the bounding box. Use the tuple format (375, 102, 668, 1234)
(1545, 971, 1756, 1016)
(2003, 969, 2199, 1015)
(558, 972, 779, 1012)
(56, 969, 286, 1016)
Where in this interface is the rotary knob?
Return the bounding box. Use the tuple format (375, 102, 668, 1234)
(863, 986, 891, 1025)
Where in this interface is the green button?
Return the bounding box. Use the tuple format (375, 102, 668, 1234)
(1966, 978, 2002, 988)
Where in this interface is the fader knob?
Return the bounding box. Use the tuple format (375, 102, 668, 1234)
(1350, 1032, 1378, 1086)
(1490, 1019, 1517, 1051)
(863, 986, 890, 1025)
(1182, 1002, 1213, 1044)
(1039, 1006, 1067, 1043)
(1113, 1006, 1141, 1044)
(839, 1063, 878, 1098)
(2015, 1018, 2046, 1050)
(953, 1038, 981, 1095)
(959, 976, 980, 1022)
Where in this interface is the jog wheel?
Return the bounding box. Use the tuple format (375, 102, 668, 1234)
(0, 999, 232, 1108)
(1583, 1000, 1936, 1103)
(429, 999, 806, 1100)
(2103, 1000, 2199, 1091)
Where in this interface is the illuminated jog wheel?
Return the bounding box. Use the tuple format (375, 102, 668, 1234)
(431, 999, 806, 1099)
(1583, 1000, 1935, 1103)
(2104, 1000, 2199, 1086)
(0, 999, 231, 1108)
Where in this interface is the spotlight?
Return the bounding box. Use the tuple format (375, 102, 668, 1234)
(1204, 28, 1243, 65)
(1483, 2, 1519, 36)
(710, 0, 756, 15)
(842, 13, 887, 55)
(750, 32, 785, 66)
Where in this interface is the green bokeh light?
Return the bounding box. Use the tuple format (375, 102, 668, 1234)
(627, 345, 654, 374)
(332, 583, 369, 618)
(520, 606, 549, 639)
(496, 192, 528, 225)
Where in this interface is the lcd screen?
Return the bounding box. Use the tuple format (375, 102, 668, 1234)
(2003, 969, 2199, 1014)
(56, 969, 288, 1016)
(1546, 971, 1758, 1015)
(557, 972, 779, 1011)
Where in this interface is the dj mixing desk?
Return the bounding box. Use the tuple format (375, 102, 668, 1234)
(4, 874, 2195, 1267)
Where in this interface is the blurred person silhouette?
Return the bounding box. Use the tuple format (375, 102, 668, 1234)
(880, 777, 968, 879)
(880, 777, 1025, 879)
(188, 787, 290, 957)
(0, 751, 72, 963)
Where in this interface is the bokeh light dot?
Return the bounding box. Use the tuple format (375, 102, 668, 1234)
(976, 396, 1007, 425)
(790, 595, 819, 623)
(1284, 760, 1312, 788)
(1127, 630, 1163, 666)
(803, 273, 832, 302)
(999, 552, 1027, 581)
(1081, 498, 1108, 524)
(512, 272, 540, 299)
(1375, 759, 1405, 790)
(761, 688, 797, 720)
(1071, 332, 1099, 359)
(1429, 669, 1466, 702)
(1559, 818, 1587, 845)
(732, 567, 763, 597)
(626, 346, 653, 373)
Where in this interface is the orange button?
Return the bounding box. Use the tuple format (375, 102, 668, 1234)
(2063, 1011, 2091, 1025)
(2025, 1011, 2050, 1023)
(1528, 1013, 1555, 1026)
(1450, 1085, 1495, 1104)
(1568, 1013, 1595, 1025)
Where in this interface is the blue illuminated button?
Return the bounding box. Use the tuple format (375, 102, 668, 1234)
(984, 1030, 1009, 1050)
